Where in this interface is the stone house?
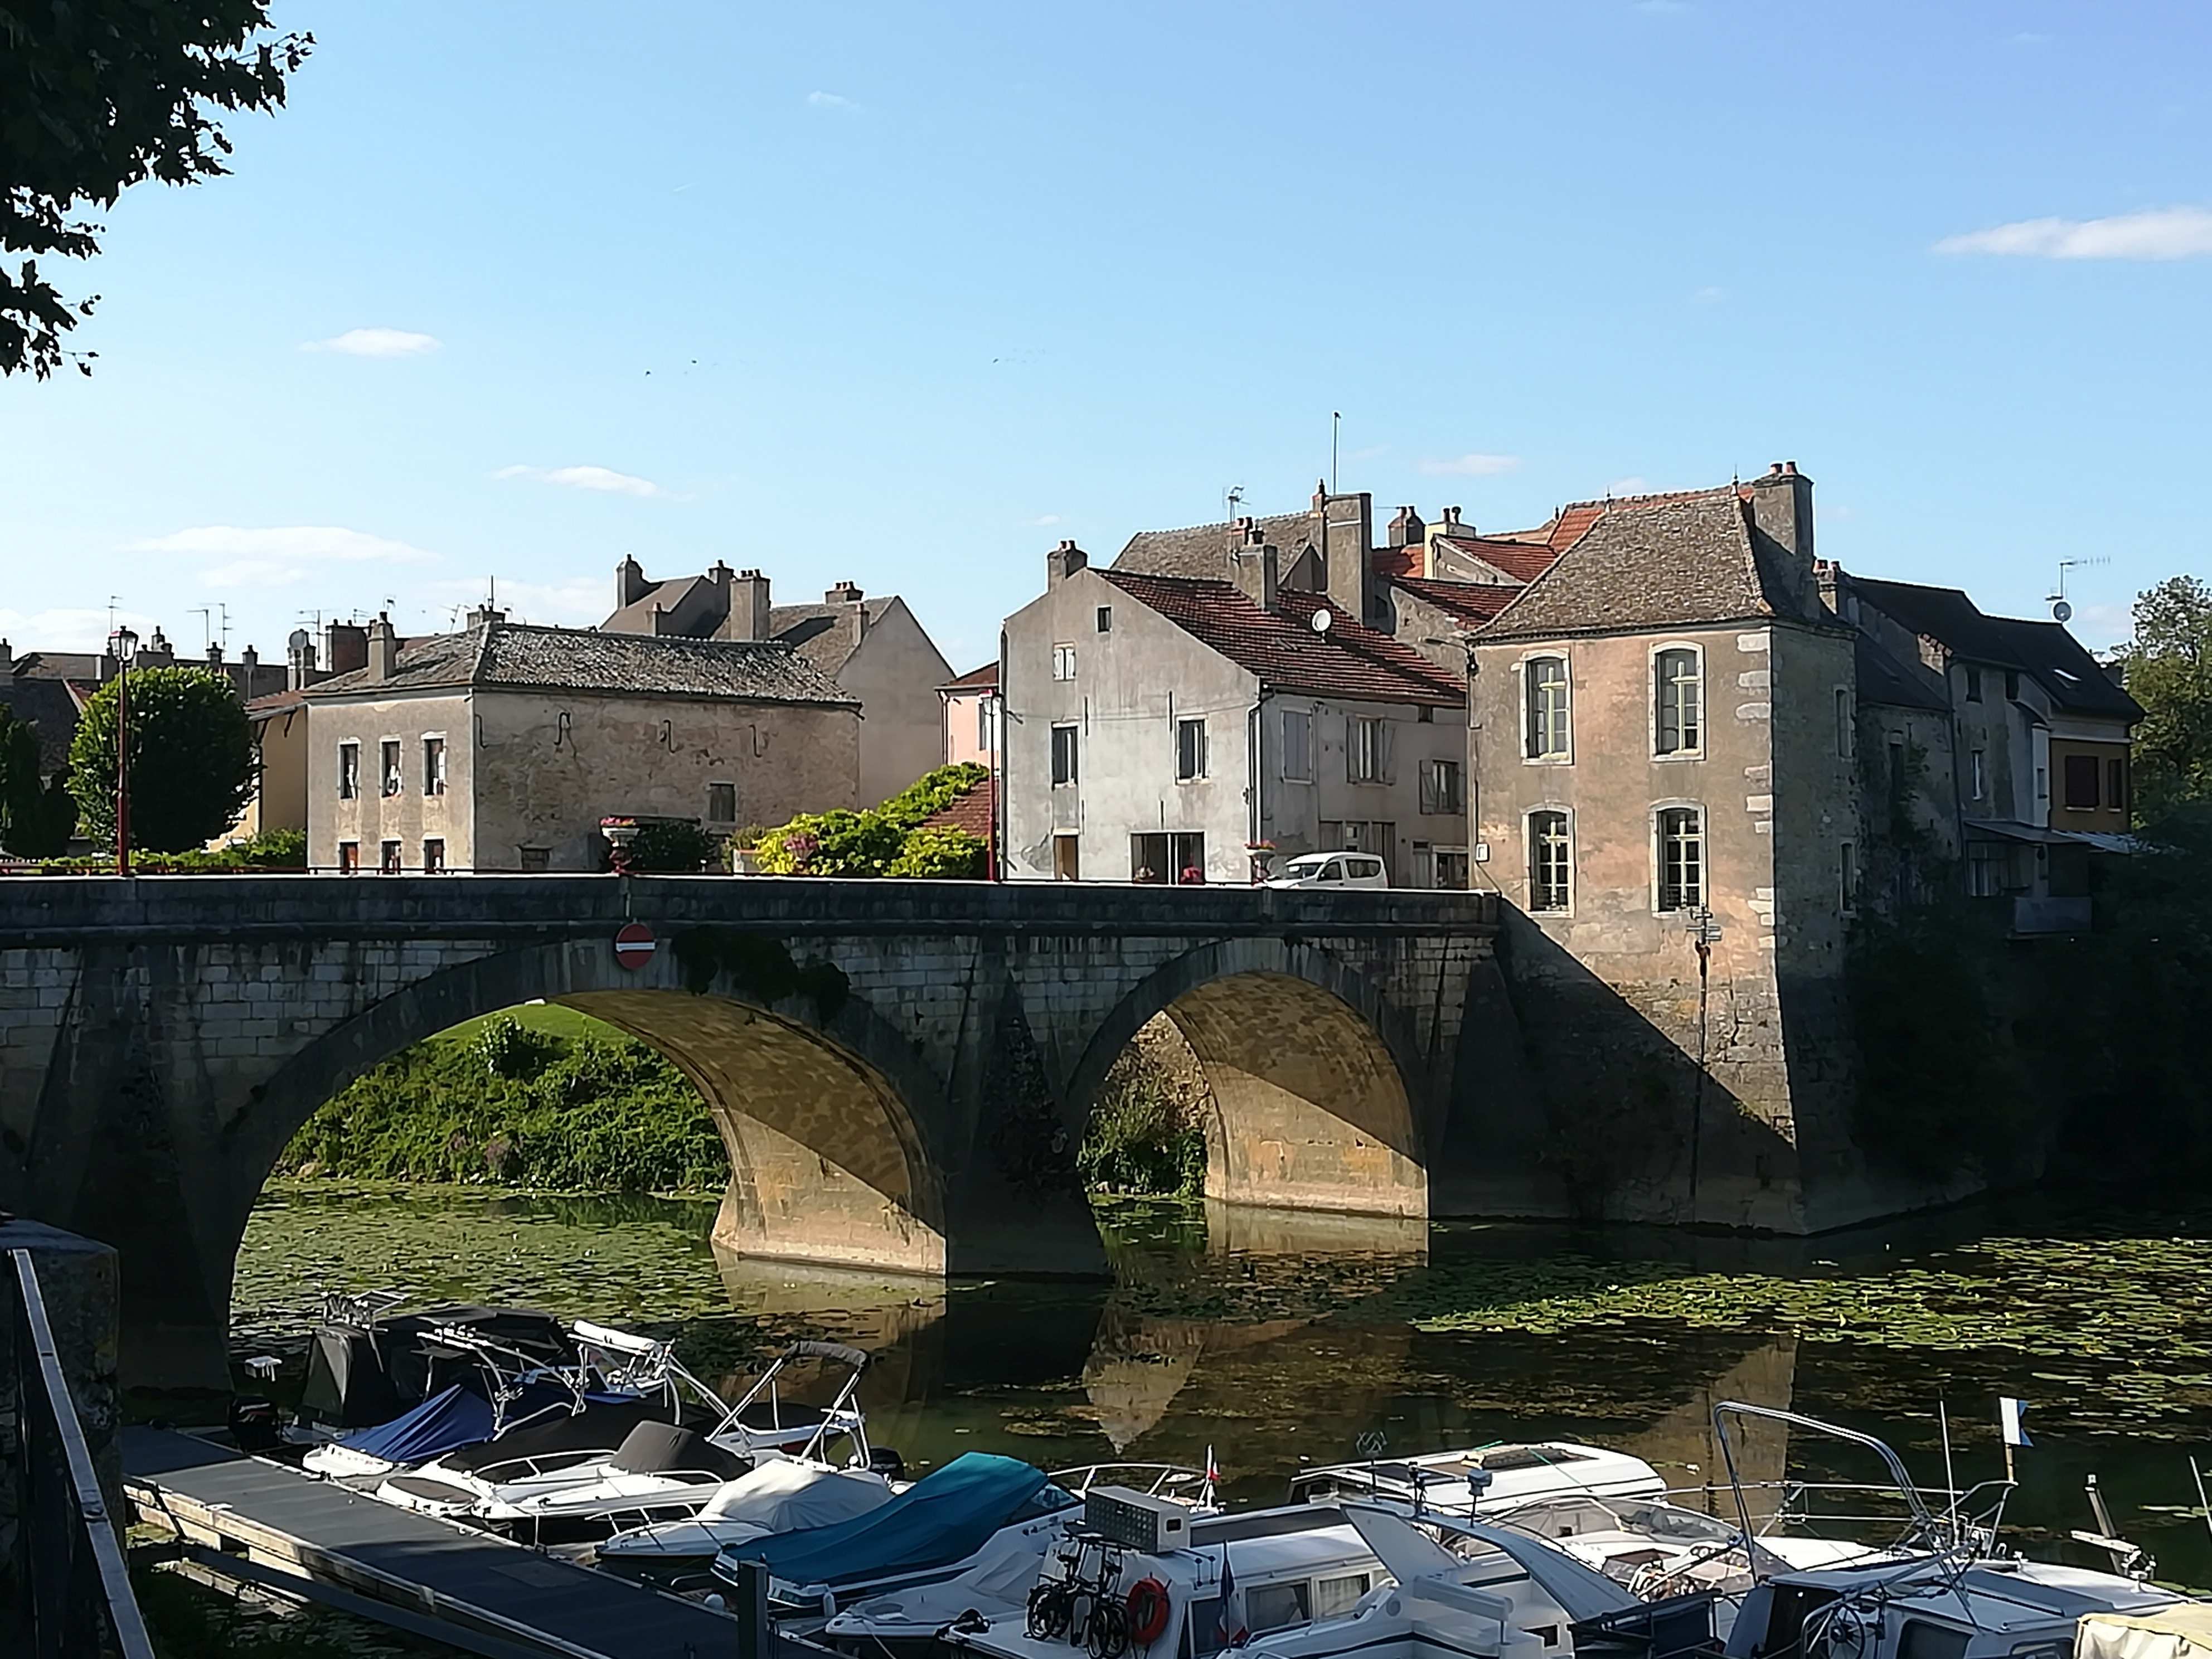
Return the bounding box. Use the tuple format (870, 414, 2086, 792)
(1001, 532, 1468, 886)
(304, 611, 858, 872)
(603, 559, 952, 806)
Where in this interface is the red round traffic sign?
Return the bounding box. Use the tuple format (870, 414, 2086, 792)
(613, 923, 656, 971)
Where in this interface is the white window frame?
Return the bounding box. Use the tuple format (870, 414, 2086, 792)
(1650, 642, 1705, 759)
(1970, 749, 1986, 802)
(1521, 652, 1572, 763)
(1347, 715, 1389, 784)
(1652, 801, 1707, 915)
(1051, 642, 1078, 682)
(422, 732, 448, 797)
(1050, 722, 1079, 787)
(380, 736, 404, 798)
(1175, 716, 1207, 782)
(1526, 807, 1574, 914)
(1432, 846, 1470, 891)
(1281, 708, 1313, 783)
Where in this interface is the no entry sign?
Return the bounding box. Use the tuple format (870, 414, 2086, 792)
(613, 923, 656, 971)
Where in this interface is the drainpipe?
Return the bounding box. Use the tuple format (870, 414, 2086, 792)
(1249, 691, 1264, 880)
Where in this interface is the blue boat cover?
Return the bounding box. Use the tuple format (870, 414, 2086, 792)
(336, 1380, 631, 1466)
(335, 1383, 494, 1464)
(719, 1453, 1055, 1588)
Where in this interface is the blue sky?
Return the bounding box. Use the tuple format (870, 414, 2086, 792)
(3, 1, 2206, 670)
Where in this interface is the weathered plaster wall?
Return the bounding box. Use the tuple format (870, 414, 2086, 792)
(307, 690, 473, 870)
(1257, 693, 1469, 882)
(841, 599, 955, 805)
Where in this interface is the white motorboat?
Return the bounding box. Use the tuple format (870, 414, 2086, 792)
(1287, 1440, 1667, 1516)
(598, 1457, 903, 1585)
(376, 1336, 874, 1533)
(820, 1464, 1216, 1652)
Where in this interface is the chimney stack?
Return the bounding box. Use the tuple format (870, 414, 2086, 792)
(617, 554, 649, 610)
(1386, 506, 1424, 549)
(206, 640, 224, 667)
(1229, 522, 1279, 611)
(1045, 539, 1088, 588)
(824, 581, 864, 604)
(324, 620, 368, 676)
(466, 604, 507, 628)
(0, 639, 12, 675)
(1747, 460, 1816, 612)
(287, 629, 318, 690)
(1315, 485, 1375, 626)
(366, 614, 398, 683)
(720, 569, 772, 641)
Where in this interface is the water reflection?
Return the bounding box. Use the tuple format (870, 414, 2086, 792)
(235, 1181, 2212, 1588)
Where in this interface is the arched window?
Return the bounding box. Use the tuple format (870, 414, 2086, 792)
(1654, 647, 1702, 755)
(1527, 811, 1572, 913)
(1524, 655, 1570, 759)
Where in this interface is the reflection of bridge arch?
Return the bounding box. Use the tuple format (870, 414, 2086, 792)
(1064, 939, 1438, 1219)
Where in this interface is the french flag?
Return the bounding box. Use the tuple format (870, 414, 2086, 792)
(1218, 1546, 1247, 1648)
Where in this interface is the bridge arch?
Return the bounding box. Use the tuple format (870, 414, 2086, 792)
(1062, 938, 1433, 1219)
(219, 938, 952, 1324)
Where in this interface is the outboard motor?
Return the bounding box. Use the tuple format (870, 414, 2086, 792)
(229, 1395, 282, 1453)
(870, 1446, 907, 1481)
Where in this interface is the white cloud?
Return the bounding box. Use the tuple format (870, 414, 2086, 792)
(1027, 514, 1063, 527)
(126, 525, 438, 592)
(1935, 206, 2212, 260)
(1692, 284, 1726, 303)
(1605, 477, 1651, 496)
(1418, 453, 1522, 478)
(494, 464, 664, 498)
(304, 328, 442, 357)
(0, 607, 161, 653)
(807, 90, 856, 109)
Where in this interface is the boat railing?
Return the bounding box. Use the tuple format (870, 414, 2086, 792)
(1050, 1462, 1214, 1503)
(6, 1247, 157, 1659)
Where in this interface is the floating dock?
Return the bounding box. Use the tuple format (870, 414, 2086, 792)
(123, 1426, 765, 1658)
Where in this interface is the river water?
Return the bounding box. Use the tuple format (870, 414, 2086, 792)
(235, 1180, 2212, 1587)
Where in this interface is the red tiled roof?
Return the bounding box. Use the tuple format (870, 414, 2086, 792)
(1430, 534, 1560, 584)
(1371, 545, 1422, 581)
(1501, 486, 1755, 558)
(939, 661, 999, 692)
(1102, 571, 1465, 706)
(920, 776, 994, 837)
(1391, 578, 1522, 627)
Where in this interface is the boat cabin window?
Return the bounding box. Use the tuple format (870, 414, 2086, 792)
(1012, 1485, 1080, 1522)
(1899, 1622, 1973, 1659)
(1247, 1582, 1312, 1635)
(1185, 1598, 1221, 1658)
(1314, 1573, 1372, 1619)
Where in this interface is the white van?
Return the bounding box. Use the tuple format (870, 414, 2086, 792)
(1265, 852, 1389, 890)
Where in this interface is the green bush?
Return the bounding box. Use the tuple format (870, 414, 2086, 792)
(0, 707, 74, 856)
(745, 763, 990, 878)
(37, 825, 307, 873)
(278, 1016, 726, 1193)
(616, 818, 719, 873)
(1079, 1054, 1206, 1196)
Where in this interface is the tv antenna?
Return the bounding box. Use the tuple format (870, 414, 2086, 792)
(2048, 557, 2109, 624)
(192, 607, 213, 654)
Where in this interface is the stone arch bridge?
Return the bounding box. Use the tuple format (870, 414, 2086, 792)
(0, 877, 1531, 1389)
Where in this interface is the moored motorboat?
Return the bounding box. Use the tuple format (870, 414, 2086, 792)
(597, 1457, 903, 1586)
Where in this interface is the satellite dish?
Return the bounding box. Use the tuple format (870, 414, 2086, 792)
(2052, 599, 2074, 624)
(287, 628, 311, 650)
(1311, 608, 1334, 634)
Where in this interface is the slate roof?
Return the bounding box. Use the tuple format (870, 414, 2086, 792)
(1855, 634, 1951, 712)
(1390, 578, 1522, 628)
(1477, 490, 1822, 641)
(304, 622, 858, 706)
(0, 676, 83, 770)
(1114, 512, 1316, 580)
(768, 598, 899, 678)
(1102, 571, 1465, 706)
(1849, 577, 2141, 720)
(940, 662, 998, 692)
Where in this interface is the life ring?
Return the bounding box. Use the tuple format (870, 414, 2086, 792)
(1125, 1577, 1172, 1646)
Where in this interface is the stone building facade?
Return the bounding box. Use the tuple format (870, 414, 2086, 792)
(304, 612, 858, 872)
(604, 559, 952, 806)
(1001, 532, 1469, 886)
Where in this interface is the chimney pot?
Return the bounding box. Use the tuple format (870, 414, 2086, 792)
(1046, 541, 1089, 587)
(1784, 460, 1798, 474)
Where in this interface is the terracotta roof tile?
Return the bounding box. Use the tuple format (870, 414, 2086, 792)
(1429, 534, 1560, 584)
(940, 662, 1000, 691)
(1102, 571, 1464, 706)
(1391, 578, 1523, 627)
(921, 777, 995, 837)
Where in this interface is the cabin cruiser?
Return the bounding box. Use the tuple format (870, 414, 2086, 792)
(1287, 1442, 1667, 1516)
(381, 1337, 876, 1538)
(818, 1465, 1218, 1651)
(714, 1452, 1086, 1624)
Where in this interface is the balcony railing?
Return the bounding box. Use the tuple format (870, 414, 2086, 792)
(7, 1248, 156, 1659)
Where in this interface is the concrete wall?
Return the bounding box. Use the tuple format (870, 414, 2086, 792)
(0, 877, 1497, 1389)
(307, 689, 474, 870)
(842, 598, 954, 804)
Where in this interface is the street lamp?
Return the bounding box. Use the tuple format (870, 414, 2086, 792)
(108, 625, 139, 877)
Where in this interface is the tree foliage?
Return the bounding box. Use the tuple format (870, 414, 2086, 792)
(0, 706, 74, 855)
(66, 666, 254, 851)
(2117, 575, 2212, 826)
(747, 762, 989, 878)
(2, 2, 312, 377)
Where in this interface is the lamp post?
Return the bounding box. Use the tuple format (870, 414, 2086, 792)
(108, 625, 139, 877)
